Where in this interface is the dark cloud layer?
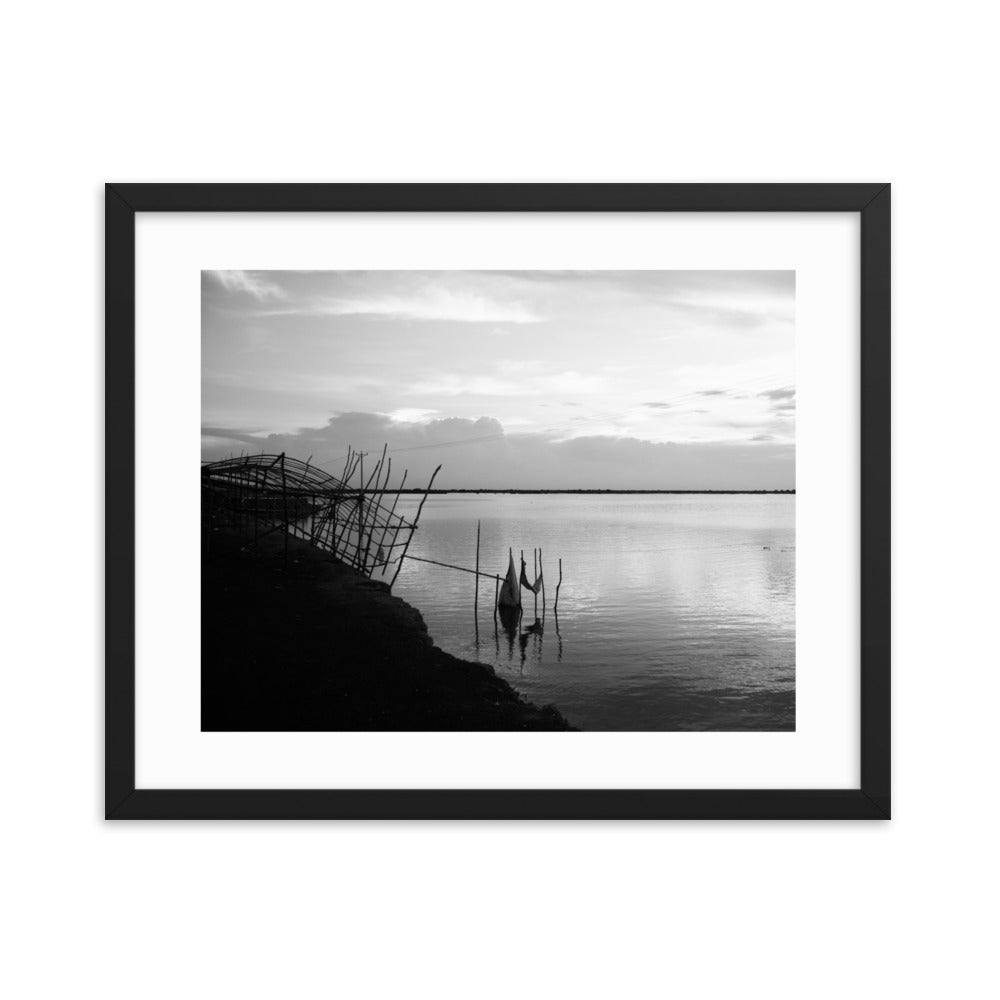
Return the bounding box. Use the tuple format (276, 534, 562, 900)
(203, 413, 794, 490)
(759, 387, 796, 401)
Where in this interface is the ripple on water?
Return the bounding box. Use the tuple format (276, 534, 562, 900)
(392, 493, 795, 731)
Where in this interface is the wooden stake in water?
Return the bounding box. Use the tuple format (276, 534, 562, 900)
(554, 557, 562, 613)
(533, 547, 538, 618)
(539, 548, 545, 620)
(474, 519, 481, 620)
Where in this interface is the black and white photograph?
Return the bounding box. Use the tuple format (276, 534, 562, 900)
(201, 269, 796, 732)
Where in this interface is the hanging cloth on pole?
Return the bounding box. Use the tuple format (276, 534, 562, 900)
(520, 557, 542, 595)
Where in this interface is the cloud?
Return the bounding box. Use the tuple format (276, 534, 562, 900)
(759, 386, 796, 401)
(200, 425, 269, 445)
(411, 370, 606, 398)
(642, 402, 673, 409)
(267, 287, 540, 324)
(207, 270, 287, 302)
(759, 388, 797, 417)
(698, 389, 728, 397)
(751, 433, 775, 442)
(661, 273, 795, 328)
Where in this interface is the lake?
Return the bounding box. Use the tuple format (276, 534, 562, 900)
(389, 493, 795, 731)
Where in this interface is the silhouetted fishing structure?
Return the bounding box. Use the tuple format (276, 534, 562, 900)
(203, 451, 564, 644)
(202, 448, 439, 584)
(396, 529, 564, 650)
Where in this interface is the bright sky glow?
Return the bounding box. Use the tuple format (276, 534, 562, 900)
(202, 270, 795, 489)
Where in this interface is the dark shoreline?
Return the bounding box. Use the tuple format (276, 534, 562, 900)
(202, 529, 575, 731)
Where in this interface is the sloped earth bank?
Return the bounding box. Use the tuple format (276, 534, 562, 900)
(202, 528, 574, 731)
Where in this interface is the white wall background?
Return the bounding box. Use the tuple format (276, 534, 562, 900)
(2, 2, 997, 997)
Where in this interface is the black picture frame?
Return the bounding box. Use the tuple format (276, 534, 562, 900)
(106, 183, 890, 820)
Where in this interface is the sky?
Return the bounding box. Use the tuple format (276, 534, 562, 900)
(202, 270, 795, 489)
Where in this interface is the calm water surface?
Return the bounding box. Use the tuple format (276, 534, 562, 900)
(390, 494, 795, 731)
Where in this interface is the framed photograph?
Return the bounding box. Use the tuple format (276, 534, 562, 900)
(106, 183, 889, 819)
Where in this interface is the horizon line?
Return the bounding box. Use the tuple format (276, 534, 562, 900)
(397, 488, 796, 494)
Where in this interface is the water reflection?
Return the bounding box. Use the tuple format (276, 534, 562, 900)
(496, 603, 520, 663)
(392, 494, 795, 731)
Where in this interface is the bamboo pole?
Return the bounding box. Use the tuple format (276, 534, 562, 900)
(360, 466, 382, 567)
(343, 450, 362, 488)
(352, 497, 364, 569)
(356, 447, 386, 571)
(280, 452, 288, 567)
(533, 547, 538, 618)
(339, 446, 353, 486)
(539, 548, 545, 620)
(366, 456, 392, 569)
(474, 519, 481, 619)
(361, 450, 383, 493)
(473, 526, 481, 644)
(354, 451, 367, 569)
(235, 462, 242, 536)
(376, 468, 407, 575)
(253, 462, 261, 542)
(555, 558, 562, 613)
(361, 445, 389, 571)
(332, 451, 362, 556)
(332, 451, 367, 560)
(403, 554, 500, 580)
(389, 464, 441, 588)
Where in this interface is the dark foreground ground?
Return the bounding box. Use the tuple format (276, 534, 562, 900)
(202, 529, 574, 731)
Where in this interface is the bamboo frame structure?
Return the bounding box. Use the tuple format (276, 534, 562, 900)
(203, 452, 566, 634)
(201, 450, 431, 583)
